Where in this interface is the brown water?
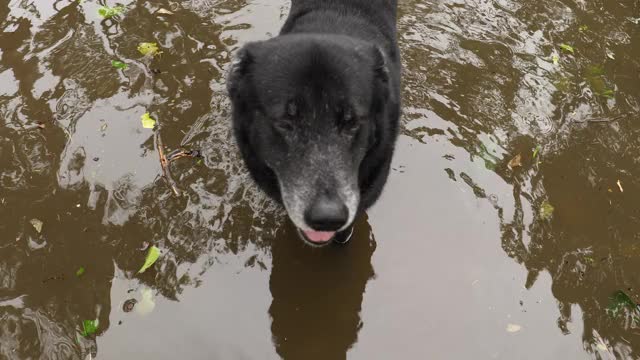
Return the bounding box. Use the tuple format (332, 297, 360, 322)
(1, 0, 639, 359)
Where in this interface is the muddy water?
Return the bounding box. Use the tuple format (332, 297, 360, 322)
(0, 0, 639, 359)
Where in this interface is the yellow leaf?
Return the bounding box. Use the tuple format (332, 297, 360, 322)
(137, 42, 162, 57)
(507, 324, 522, 333)
(141, 113, 156, 129)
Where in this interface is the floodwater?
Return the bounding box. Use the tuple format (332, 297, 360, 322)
(0, 0, 639, 358)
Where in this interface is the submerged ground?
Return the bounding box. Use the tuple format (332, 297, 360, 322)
(1, 0, 639, 359)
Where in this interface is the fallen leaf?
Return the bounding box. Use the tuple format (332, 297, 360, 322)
(98, 5, 124, 18)
(100, 123, 108, 132)
(552, 55, 559, 65)
(37, 122, 46, 129)
(137, 42, 162, 57)
(540, 201, 555, 220)
(141, 113, 156, 129)
(601, 89, 615, 99)
(138, 245, 160, 273)
(579, 25, 589, 32)
(30, 218, 44, 233)
(508, 154, 522, 169)
(617, 180, 624, 193)
(76, 267, 85, 277)
(606, 50, 615, 60)
(507, 324, 522, 333)
(606, 290, 638, 318)
(81, 319, 99, 337)
(156, 8, 174, 15)
(111, 60, 128, 70)
(560, 44, 575, 54)
(532, 146, 541, 159)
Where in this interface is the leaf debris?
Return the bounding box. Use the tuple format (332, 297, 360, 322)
(138, 246, 160, 273)
(137, 42, 162, 57)
(560, 44, 575, 54)
(508, 154, 522, 169)
(30, 218, 44, 233)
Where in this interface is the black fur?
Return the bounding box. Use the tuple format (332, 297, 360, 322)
(227, 0, 400, 237)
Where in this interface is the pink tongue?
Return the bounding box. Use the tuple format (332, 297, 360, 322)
(303, 230, 336, 243)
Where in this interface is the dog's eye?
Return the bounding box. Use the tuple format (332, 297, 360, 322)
(340, 108, 360, 134)
(274, 119, 294, 133)
(286, 102, 298, 118)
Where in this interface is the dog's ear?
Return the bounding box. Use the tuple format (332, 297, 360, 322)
(372, 46, 389, 83)
(227, 43, 259, 97)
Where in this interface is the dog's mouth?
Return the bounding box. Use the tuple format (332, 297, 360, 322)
(296, 228, 336, 246)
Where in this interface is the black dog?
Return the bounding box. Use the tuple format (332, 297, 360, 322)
(228, 0, 400, 246)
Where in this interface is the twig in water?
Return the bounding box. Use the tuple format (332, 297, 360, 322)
(154, 130, 181, 197)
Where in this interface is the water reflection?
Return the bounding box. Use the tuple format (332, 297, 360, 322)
(399, 0, 640, 357)
(1, 0, 640, 358)
(270, 216, 375, 360)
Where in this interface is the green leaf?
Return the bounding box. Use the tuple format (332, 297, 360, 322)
(137, 42, 162, 57)
(138, 246, 160, 273)
(559, 44, 575, 54)
(111, 60, 128, 70)
(98, 5, 124, 18)
(76, 267, 85, 277)
(540, 201, 554, 220)
(532, 146, 541, 159)
(579, 25, 589, 32)
(607, 290, 639, 318)
(81, 319, 99, 337)
(141, 113, 156, 129)
(601, 89, 615, 99)
(552, 55, 559, 65)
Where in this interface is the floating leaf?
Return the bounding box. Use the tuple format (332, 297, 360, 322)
(606, 290, 638, 318)
(138, 246, 160, 273)
(81, 319, 99, 337)
(579, 25, 589, 32)
(606, 50, 615, 60)
(137, 42, 161, 57)
(508, 154, 522, 169)
(141, 113, 156, 129)
(30, 218, 44, 233)
(506, 324, 522, 333)
(76, 267, 85, 277)
(560, 44, 575, 54)
(540, 201, 555, 220)
(111, 60, 128, 70)
(532, 146, 541, 159)
(601, 89, 615, 99)
(552, 55, 559, 65)
(156, 8, 174, 15)
(100, 123, 108, 132)
(98, 5, 125, 18)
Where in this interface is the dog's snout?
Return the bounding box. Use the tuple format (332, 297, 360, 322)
(304, 194, 349, 231)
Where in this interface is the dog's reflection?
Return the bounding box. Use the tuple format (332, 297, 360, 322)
(269, 215, 376, 360)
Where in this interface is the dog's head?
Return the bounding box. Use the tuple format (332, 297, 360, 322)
(228, 34, 391, 246)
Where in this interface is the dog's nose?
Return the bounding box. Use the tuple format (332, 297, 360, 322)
(305, 195, 349, 231)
